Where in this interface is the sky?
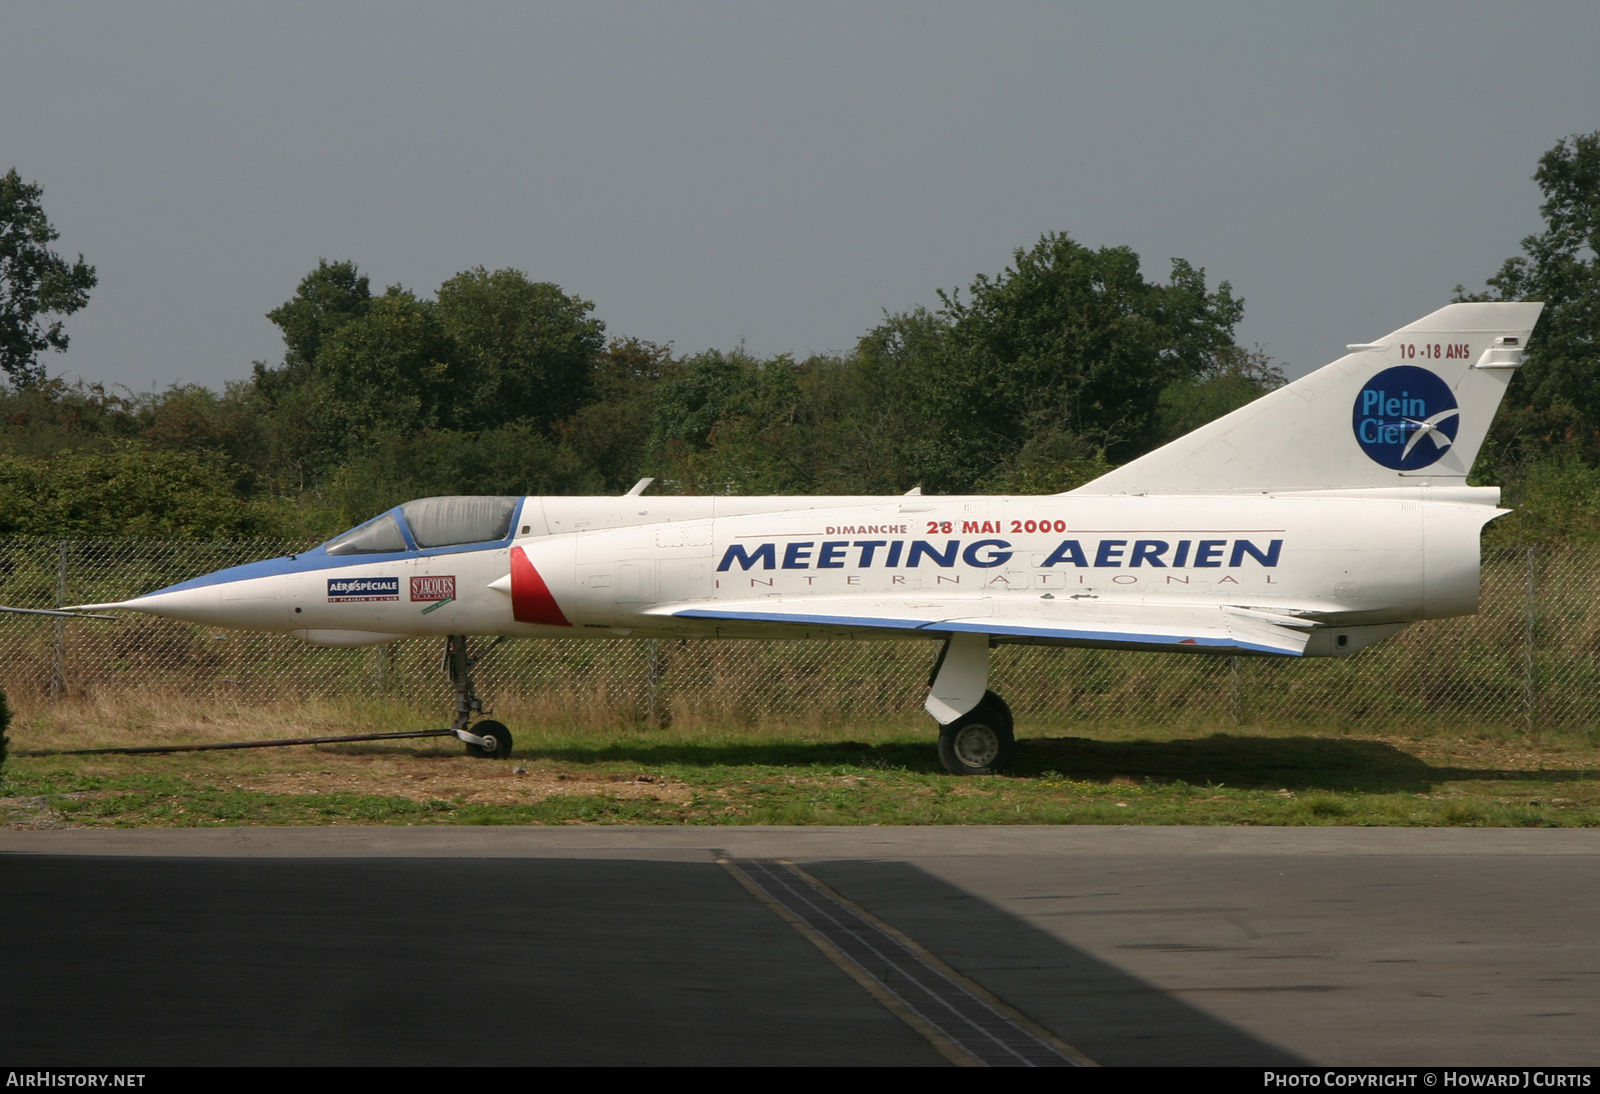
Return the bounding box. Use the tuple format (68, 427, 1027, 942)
(2, 2, 1596, 392)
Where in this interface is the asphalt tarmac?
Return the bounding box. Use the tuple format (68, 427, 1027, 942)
(3, 826, 1597, 1066)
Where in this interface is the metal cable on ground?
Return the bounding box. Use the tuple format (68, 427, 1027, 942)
(17, 728, 459, 757)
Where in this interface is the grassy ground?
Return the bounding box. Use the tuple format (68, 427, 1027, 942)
(2, 697, 1598, 828)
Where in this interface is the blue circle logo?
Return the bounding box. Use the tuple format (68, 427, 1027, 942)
(1352, 366, 1460, 470)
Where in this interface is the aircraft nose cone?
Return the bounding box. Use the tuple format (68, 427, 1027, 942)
(127, 575, 290, 629)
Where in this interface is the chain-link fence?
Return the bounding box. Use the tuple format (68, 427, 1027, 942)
(0, 538, 1592, 732)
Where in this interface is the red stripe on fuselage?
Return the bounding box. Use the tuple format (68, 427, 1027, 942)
(510, 546, 571, 627)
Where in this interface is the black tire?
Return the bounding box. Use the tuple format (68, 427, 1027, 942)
(936, 693, 1015, 776)
(466, 719, 514, 760)
(977, 689, 1013, 734)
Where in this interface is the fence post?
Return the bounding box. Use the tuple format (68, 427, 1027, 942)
(1523, 545, 1536, 733)
(49, 539, 67, 700)
(1228, 654, 1241, 725)
(647, 639, 663, 726)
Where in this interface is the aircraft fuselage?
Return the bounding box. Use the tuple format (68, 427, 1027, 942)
(120, 488, 1500, 655)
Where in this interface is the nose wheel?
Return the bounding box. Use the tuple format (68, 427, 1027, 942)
(463, 719, 514, 759)
(936, 691, 1014, 776)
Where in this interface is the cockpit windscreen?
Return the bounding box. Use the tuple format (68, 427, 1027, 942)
(401, 496, 520, 548)
(324, 513, 407, 556)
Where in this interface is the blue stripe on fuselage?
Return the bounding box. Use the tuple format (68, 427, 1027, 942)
(144, 537, 515, 597)
(142, 499, 530, 596)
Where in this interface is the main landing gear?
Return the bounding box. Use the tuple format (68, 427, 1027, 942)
(926, 633, 1015, 776)
(445, 634, 514, 760)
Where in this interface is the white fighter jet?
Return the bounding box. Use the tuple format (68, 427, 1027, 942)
(40, 301, 1543, 774)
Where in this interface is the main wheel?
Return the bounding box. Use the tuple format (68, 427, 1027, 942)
(977, 689, 1013, 734)
(466, 719, 514, 759)
(936, 692, 1015, 776)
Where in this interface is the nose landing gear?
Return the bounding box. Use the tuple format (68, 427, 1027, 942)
(463, 719, 514, 759)
(445, 634, 514, 759)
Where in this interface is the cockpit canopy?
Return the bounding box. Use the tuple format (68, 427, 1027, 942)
(324, 496, 520, 556)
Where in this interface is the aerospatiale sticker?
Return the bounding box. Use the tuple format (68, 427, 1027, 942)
(327, 576, 399, 602)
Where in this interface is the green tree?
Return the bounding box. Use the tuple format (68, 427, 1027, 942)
(436, 267, 605, 432)
(132, 382, 264, 475)
(265, 259, 372, 369)
(1155, 344, 1286, 445)
(856, 234, 1243, 492)
(942, 237, 1240, 465)
(646, 348, 841, 494)
(826, 308, 952, 493)
(649, 350, 756, 454)
(1460, 133, 1600, 471)
(682, 354, 812, 494)
(308, 289, 462, 459)
(0, 443, 292, 538)
(0, 378, 141, 458)
(646, 349, 760, 493)
(0, 169, 97, 387)
(559, 338, 671, 493)
(249, 260, 376, 483)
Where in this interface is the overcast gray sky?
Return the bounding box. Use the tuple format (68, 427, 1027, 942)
(3, 2, 1596, 392)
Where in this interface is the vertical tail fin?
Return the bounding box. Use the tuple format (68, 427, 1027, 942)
(1070, 301, 1544, 495)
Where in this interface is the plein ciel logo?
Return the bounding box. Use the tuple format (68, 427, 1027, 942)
(1351, 365, 1460, 470)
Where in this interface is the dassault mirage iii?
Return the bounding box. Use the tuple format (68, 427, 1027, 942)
(44, 301, 1543, 774)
